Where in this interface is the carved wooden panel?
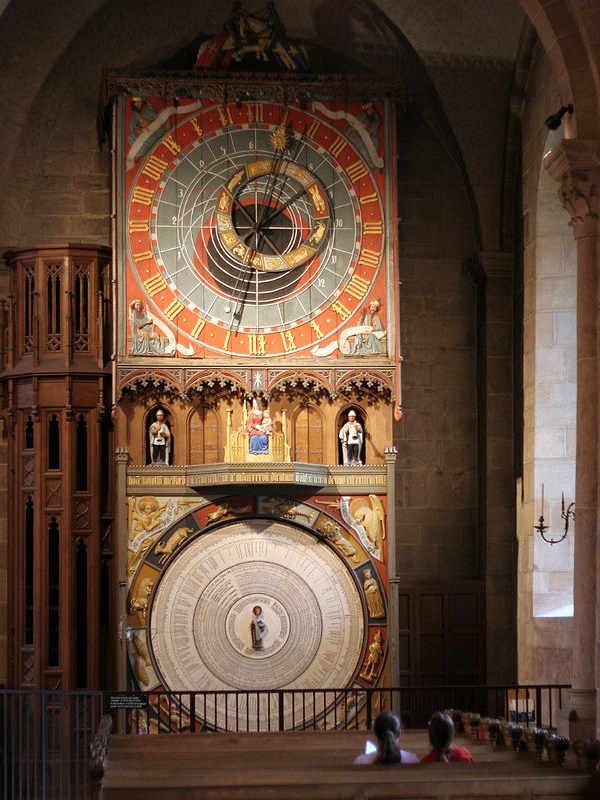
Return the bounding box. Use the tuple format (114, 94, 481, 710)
(293, 406, 324, 463)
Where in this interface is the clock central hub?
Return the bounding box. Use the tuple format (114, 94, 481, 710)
(216, 158, 331, 272)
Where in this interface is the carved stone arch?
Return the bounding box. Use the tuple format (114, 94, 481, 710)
(189, 404, 220, 465)
(337, 405, 367, 466)
(145, 405, 174, 465)
(292, 403, 324, 464)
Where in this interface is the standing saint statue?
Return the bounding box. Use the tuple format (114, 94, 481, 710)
(149, 408, 171, 464)
(250, 605, 268, 650)
(339, 409, 363, 465)
(363, 568, 385, 618)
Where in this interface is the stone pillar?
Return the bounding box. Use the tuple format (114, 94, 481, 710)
(482, 252, 517, 684)
(544, 139, 600, 739)
(465, 251, 517, 684)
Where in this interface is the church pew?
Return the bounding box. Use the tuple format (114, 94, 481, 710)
(97, 729, 599, 800)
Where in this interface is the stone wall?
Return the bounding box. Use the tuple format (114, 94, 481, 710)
(518, 34, 575, 685)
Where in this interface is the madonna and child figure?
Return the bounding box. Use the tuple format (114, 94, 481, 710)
(246, 400, 272, 454)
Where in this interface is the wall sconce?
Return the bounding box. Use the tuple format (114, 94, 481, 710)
(545, 104, 574, 130)
(534, 484, 575, 544)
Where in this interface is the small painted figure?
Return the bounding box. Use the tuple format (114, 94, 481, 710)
(353, 297, 385, 355)
(339, 409, 363, 465)
(250, 605, 268, 650)
(129, 299, 164, 355)
(360, 629, 383, 681)
(363, 568, 385, 618)
(246, 400, 271, 454)
(149, 409, 171, 464)
(260, 409, 272, 435)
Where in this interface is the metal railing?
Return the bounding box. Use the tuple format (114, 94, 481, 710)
(0, 684, 569, 799)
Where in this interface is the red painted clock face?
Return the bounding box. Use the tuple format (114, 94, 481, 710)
(124, 98, 388, 358)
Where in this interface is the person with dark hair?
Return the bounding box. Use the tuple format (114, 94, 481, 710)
(420, 711, 474, 762)
(354, 711, 418, 764)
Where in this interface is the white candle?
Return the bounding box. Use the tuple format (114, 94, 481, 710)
(541, 483, 544, 517)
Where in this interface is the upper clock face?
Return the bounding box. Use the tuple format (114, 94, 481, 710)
(123, 96, 389, 358)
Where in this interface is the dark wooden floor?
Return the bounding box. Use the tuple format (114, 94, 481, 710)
(98, 728, 600, 799)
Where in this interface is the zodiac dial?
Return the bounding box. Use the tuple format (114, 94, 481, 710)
(125, 98, 387, 358)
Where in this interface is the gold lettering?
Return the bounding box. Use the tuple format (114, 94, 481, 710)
(310, 320, 324, 340)
(132, 186, 154, 206)
(223, 331, 231, 351)
(143, 273, 167, 297)
(141, 154, 168, 181)
(346, 160, 368, 182)
(248, 334, 266, 355)
(217, 107, 234, 126)
(363, 221, 383, 235)
(128, 219, 150, 233)
(164, 299, 184, 320)
(306, 119, 320, 139)
(359, 192, 379, 206)
(132, 249, 154, 264)
(162, 135, 181, 156)
(346, 273, 371, 301)
(191, 318, 206, 338)
(247, 102, 264, 123)
(332, 300, 351, 320)
(190, 117, 203, 137)
(330, 136, 346, 159)
(279, 330, 297, 351)
(357, 249, 381, 269)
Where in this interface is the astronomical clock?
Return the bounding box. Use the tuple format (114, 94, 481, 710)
(121, 94, 391, 361)
(105, 5, 404, 732)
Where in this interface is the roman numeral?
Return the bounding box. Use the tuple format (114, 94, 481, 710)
(330, 136, 346, 159)
(141, 154, 168, 181)
(191, 318, 206, 338)
(359, 192, 379, 206)
(346, 274, 371, 300)
(162, 135, 181, 156)
(132, 186, 154, 206)
(128, 219, 149, 233)
(346, 160, 368, 182)
(164, 299, 184, 320)
(332, 301, 351, 320)
(132, 250, 153, 264)
(357, 249, 381, 269)
(279, 330, 297, 351)
(143, 273, 167, 297)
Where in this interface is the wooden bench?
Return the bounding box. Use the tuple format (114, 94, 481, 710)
(96, 727, 600, 800)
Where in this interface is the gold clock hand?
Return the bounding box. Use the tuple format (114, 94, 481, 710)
(259, 183, 308, 228)
(254, 153, 286, 230)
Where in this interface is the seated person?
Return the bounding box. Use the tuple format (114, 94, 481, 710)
(420, 711, 474, 762)
(354, 710, 418, 764)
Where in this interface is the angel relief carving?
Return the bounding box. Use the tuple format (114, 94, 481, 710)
(127, 496, 168, 575)
(343, 494, 386, 560)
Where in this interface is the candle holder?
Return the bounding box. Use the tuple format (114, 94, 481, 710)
(534, 492, 575, 545)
